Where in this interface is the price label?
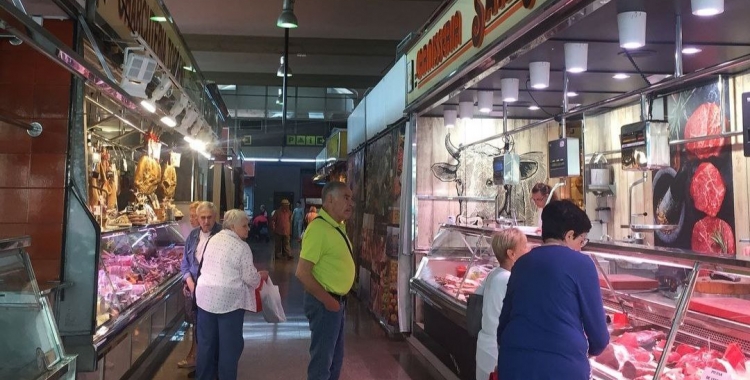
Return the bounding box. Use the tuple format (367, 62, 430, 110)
(702, 368, 731, 380)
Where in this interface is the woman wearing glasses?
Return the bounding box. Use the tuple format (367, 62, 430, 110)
(496, 200, 609, 380)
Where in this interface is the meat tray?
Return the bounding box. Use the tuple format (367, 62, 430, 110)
(600, 274, 660, 291)
(688, 297, 750, 324)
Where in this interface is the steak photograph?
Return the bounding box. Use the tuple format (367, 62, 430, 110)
(689, 162, 726, 217)
(691, 216, 735, 255)
(684, 102, 726, 159)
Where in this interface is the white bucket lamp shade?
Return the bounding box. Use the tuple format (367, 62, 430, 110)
(444, 108, 458, 129)
(500, 78, 519, 102)
(277, 0, 298, 28)
(692, 0, 723, 16)
(477, 91, 494, 113)
(276, 56, 292, 77)
(529, 62, 550, 89)
(459, 100, 474, 121)
(617, 11, 647, 50)
(564, 43, 588, 73)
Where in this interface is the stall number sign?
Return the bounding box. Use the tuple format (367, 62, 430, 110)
(702, 369, 730, 380)
(287, 135, 325, 146)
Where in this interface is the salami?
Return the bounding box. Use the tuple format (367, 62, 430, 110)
(684, 102, 726, 159)
(691, 216, 735, 255)
(689, 162, 726, 217)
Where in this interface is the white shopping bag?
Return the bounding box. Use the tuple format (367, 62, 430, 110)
(260, 277, 286, 323)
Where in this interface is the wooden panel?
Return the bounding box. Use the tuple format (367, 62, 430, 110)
(730, 73, 750, 261)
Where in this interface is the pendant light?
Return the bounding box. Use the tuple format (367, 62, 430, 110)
(459, 100, 474, 121)
(564, 43, 588, 73)
(617, 11, 647, 49)
(529, 62, 550, 89)
(478, 91, 494, 113)
(277, 0, 299, 28)
(692, 0, 723, 16)
(500, 78, 519, 102)
(444, 108, 458, 128)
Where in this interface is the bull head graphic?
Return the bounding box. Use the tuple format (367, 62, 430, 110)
(431, 133, 545, 225)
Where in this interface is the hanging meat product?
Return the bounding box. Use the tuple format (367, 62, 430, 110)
(134, 155, 162, 194)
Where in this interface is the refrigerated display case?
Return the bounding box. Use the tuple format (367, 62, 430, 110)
(0, 236, 76, 380)
(58, 219, 187, 379)
(410, 224, 750, 380)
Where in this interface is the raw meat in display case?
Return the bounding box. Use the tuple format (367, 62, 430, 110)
(95, 223, 185, 332)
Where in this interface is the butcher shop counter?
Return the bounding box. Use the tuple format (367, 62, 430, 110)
(57, 221, 187, 379)
(410, 224, 750, 380)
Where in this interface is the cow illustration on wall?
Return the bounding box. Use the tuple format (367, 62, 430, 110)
(431, 133, 547, 226)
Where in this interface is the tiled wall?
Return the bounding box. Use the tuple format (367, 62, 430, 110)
(0, 18, 74, 284)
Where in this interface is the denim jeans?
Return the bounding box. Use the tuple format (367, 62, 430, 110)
(304, 292, 346, 380)
(196, 308, 245, 380)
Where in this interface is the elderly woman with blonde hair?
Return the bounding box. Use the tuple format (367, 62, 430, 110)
(475, 228, 530, 380)
(195, 209, 269, 380)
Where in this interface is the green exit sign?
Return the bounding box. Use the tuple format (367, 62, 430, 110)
(286, 135, 325, 146)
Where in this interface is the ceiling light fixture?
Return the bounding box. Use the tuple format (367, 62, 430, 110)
(140, 100, 157, 113)
(160, 116, 176, 127)
(564, 43, 588, 73)
(567, 91, 579, 97)
(444, 107, 458, 128)
(277, 0, 299, 28)
(150, 16, 167, 22)
(276, 56, 292, 77)
(617, 11, 647, 49)
(528, 105, 540, 110)
(613, 73, 631, 79)
(183, 65, 196, 72)
(529, 62, 550, 89)
(478, 91, 494, 113)
(244, 157, 281, 162)
(459, 100, 474, 121)
(501, 78, 520, 102)
(691, 0, 723, 16)
(280, 158, 316, 163)
(682, 47, 702, 55)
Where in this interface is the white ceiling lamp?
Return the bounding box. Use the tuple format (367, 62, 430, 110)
(276, 56, 292, 77)
(160, 116, 177, 128)
(459, 100, 474, 121)
(682, 47, 702, 55)
(613, 73, 631, 79)
(141, 73, 172, 113)
(529, 62, 550, 89)
(617, 11, 647, 49)
(528, 105, 540, 110)
(691, 0, 723, 16)
(501, 78, 519, 102)
(477, 91, 494, 113)
(564, 43, 588, 73)
(444, 107, 458, 128)
(169, 93, 190, 118)
(567, 91, 579, 97)
(277, 0, 299, 28)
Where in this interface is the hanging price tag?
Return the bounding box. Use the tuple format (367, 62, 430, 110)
(170, 151, 182, 167)
(702, 368, 731, 380)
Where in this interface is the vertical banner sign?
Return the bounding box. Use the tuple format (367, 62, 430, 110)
(406, 0, 550, 105)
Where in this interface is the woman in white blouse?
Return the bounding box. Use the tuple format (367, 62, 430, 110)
(195, 209, 269, 380)
(475, 228, 529, 380)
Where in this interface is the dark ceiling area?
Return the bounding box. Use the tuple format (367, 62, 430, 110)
(425, 0, 750, 120)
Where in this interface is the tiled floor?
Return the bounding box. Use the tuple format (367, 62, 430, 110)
(150, 239, 445, 380)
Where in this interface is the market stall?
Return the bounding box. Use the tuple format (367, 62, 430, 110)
(399, 0, 750, 378)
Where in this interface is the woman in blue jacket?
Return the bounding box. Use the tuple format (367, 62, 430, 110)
(497, 200, 609, 380)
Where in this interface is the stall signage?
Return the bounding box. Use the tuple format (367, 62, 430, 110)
(96, 0, 187, 80)
(406, 0, 551, 105)
(701, 369, 730, 380)
(286, 135, 325, 146)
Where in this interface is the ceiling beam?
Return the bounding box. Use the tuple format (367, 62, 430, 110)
(203, 72, 382, 89)
(184, 34, 399, 57)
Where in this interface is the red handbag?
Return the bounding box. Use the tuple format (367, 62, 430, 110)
(255, 280, 264, 312)
(489, 370, 498, 380)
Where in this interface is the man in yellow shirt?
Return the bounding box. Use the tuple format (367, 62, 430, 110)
(295, 181, 355, 380)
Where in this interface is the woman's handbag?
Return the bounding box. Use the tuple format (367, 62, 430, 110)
(466, 293, 484, 337)
(260, 277, 286, 323)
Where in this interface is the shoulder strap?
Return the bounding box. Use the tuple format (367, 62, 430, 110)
(314, 216, 353, 256)
(195, 233, 216, 281)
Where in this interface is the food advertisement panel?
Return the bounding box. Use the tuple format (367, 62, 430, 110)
(349, 126, 404, 328)
(653, 81, 736, 257)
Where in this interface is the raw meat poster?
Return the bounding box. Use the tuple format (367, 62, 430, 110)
(652, 80, 736, 257)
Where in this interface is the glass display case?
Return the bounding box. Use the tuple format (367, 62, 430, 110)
(0, 237, 76, 380)
(95, 222, 185, 340)
(411, 224, 750, 380)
